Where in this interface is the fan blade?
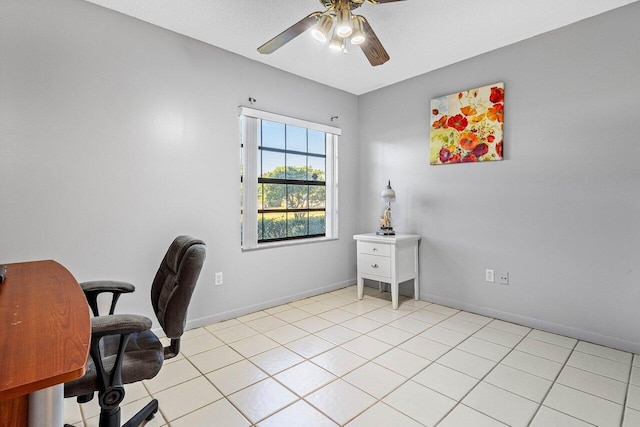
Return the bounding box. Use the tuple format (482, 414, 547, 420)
(257, 12, 322, 54)
(359, 17, 390, 66)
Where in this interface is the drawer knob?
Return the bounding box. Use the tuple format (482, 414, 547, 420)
(372, 248, 377, 251)
(371, 264, 379, 268)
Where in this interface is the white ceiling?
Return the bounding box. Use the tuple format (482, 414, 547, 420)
(85, 0, 637, 95)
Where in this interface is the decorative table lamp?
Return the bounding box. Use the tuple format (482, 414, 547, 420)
(377, 180, 396, 235)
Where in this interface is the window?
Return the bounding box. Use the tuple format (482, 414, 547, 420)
(240, 107, 340, 250)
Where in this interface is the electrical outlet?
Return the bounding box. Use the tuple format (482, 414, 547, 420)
(215, 272, 223, 286)
(499, 272, 509, 285)
(485, 269, 495, 283)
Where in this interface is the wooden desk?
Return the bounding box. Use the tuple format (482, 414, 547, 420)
(0, 260, 90, 427)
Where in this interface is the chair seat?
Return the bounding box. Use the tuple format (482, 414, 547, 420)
(64, 330, 163, 398)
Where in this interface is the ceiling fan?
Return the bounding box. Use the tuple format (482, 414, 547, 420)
(257, 0, 405, 66)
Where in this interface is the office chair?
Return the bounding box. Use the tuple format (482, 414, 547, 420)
(64, 236, 206, 427)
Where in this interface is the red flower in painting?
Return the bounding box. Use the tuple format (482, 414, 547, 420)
(432, 109, 439, 115)
(490, 86, 504, 103)
(462, 154, 477, 162)
(447, 114, 468, 132)
(472, 143, 489, 157)
(459, 132, 479, 150)
(487, 134, 495, 143)
(487, 103, 503, 122)
(432, 115, 448, 129)
(496, 140, 503, 157)
(439, 147, 452, 163)
(449, 153, 462, 163)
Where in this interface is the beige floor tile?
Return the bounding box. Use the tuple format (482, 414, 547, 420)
(305, 379, 376, 425)
(143, 358, 200, 394)
(340, 316, 384, 334)
(487, 319, 531, 336)
(343, 362, 407, 399)
(258, 400, 338, 427)
(515, 337, 573, 363)
(413, 363, 478, 401)
(187, 345, 244, 374)
(274, 361, 337, 396)
(179, 333, 224, 356)
(204, 318, 240, 332)
(243, 315, 288, 333)
(285, 334, 335, 358)
(407, 308, 450, 324)
(456, 337, 511, 362)
(399, 336, 451, 360)
(373, 347, 432, 377)
(566, 351, 630, 382)
(473, 326, 524, 348)
(420, 325, 469, 347)
(211, 323, 258, 343)
(318, 308, 358, 323)
(438, 317, 484, 335)
(463, 382, 538, 427)
(346, 402, 423, 427)
(383, 380, 457, 426)
(366, 324, 414, 346)
(273, 307, 313, 323)
(437, 349, 497, 379)
(451, 311, 493, 325)
(311, 347, 367, 376)
(501, 350, 563, 381)
(484, 364, 552, 402)
(530, 406, 595, 427)
(205, 359, 267, 395)
(557, 365, 627, 404)
(340, 335, 393, 360)
(575, 341, 632, 364)
(528, 329, 578, 349)
(170, 398, 250, 427)
(315, 324, 361, 345)
(439, 404, 508, 427)
(388, 316, 431, 334)
(228, 378, 298, 424)
(623, 407, 640, 427)
(340, 301, 379, 315)
(544, 383, 623, 427)
(153, 376, 223, 422)
(236, 310, 269, 323)
(229, 333, 279, 358)
(249, 346, 305, 375)
(263, 324, 309, 344)
(293, 315, 334, 333)
(298, 301, 334, 315)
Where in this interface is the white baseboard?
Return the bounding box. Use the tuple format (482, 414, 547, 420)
(422, 292, 640, 354)
(180, 278, 356, 332)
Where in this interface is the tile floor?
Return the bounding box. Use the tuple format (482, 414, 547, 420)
(64, 285, 640, 426)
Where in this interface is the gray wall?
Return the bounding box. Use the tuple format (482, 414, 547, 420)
(0, 0, 359, 327)
(358, 2, 640, 352)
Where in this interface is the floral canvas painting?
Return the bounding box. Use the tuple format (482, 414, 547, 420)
(430, 82, 504, 165)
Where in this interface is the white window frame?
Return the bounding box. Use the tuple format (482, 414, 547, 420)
(240, 107, 340, 250)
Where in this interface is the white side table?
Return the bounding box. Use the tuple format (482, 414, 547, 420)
(353, 233, 421, 309)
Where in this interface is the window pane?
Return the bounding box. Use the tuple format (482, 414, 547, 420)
(309, 186, 325, 209)
(308, 156, 325, 182)
(309, 212, 326, 235)
(263, 212, 286, 240)
(308, 130, 325, 154)
(263, 183, 285, 209)
(287, 212, 308, 237)
(257, 214, 263, 241)
(257, 183, 264, 210)
(287, 184, 308, 210)
(262, 120, 285, 149)
(286, 125, 307, 153)
(286, 153, 307, 180)
(261, 149, 285, 178)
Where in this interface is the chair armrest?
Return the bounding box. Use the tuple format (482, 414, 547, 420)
(91, 314, 152, 338)
(80, 280, 136, 316)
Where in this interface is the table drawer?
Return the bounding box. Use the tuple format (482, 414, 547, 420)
(358, 254, 391, 278)
(358, 241, 391, 257)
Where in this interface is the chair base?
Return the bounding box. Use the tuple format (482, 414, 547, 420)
(122, 399, 158, 427)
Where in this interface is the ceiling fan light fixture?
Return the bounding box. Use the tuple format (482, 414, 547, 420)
(350, 16, 365, 45)
(311, 14, 333, 43)
(329, 31, 343, 51)
(335, 4, 353, 38)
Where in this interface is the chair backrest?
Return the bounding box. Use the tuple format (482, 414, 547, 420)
(151, 235, 206, 340)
